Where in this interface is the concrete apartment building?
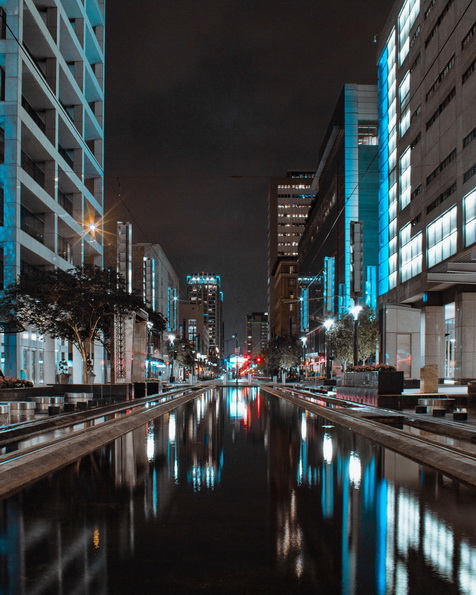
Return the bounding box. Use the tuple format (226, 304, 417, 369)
(298, 84, 379, 362)
(0, 0, 105, 383)
(267, 171, 314, 338)
(186, 273, 223, 359)
(377, 0, 476, 381)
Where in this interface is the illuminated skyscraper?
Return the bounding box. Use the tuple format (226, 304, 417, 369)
(0, 0, 105, 382)
(298, 84, 379, 360)
(186, 273, 223, 358)
(377, 0, 476, 381)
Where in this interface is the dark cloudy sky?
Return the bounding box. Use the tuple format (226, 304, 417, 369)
(104, 1, 391, 351)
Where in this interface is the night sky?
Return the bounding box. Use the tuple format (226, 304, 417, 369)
(105, 1, 391, 352)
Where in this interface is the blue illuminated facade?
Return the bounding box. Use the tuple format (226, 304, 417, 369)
(376, 0, 476, 381)
(298, 84, 379, 364)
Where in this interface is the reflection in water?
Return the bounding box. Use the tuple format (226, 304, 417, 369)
(0, 387, 475, 593)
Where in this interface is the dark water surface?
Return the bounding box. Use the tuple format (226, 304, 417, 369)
(1, 387, 476, 594)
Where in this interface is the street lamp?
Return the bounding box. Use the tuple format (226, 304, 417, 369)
(349, 305, 363, 366)
(300, 336, 307, 380)
(323, 318, 335, 378)
(168, 334, 176, 383)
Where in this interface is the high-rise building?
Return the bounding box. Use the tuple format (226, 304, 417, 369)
(186, 273, 223, 358)
(0, 0, 105, 382)
(377, 0, 476, 381)
(298, 84, 379, 359)
(244, 312, 268, 356)
(268, 171, 314, 338)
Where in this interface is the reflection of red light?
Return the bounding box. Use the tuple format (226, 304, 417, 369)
(243, 406, 249, 430)
(257, 395, 261, 418)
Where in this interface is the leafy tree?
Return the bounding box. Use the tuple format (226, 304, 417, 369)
(266, 337, 301, 375)
(174, 339, 196, 370)
(0, 265, 166, 383)
(357, 306, 379, 363)
(326, 306, 378, 366)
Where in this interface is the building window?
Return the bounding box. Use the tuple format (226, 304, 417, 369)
(358, 122, 378, 145)
(464, 163, 476, 184)
(426, 182, 457, 214)
(426, 148, 456, 185)
(463, 59, 476, 84)
(0, 187, 4, 226)
(400, 106, 411, 136)
(0, 127, 4, 163)
(400, 147, 411, 208)
(400, 224, 422, 281)
(398, 0, 420, 64)
(425, 0, 454, 48)
(464, 188, 476, 247)
(463, 126, 476, 149)
(426, 87, 456, 131)
(426, 54, 455, 102)
(427, 206, 457, 267)
(462, 21, 476, 50)
(399, 71, 411, 109)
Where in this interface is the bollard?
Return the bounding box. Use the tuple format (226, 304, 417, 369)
(48, 405, 61, 416)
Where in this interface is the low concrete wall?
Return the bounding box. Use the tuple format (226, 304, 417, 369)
(0, 383, 134, 403)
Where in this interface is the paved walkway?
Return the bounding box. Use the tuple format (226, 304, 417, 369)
(402, 384, 476, 428)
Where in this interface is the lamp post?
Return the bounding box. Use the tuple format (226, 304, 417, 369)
(349, 305, 363, 366)
(168, 334, 176, 383)
(300, 336, 307, 381)
(323, 318, 335, 378)
(232, 334, 239, 385)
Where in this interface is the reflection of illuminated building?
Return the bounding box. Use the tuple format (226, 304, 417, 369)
(286, 410, 476, 594)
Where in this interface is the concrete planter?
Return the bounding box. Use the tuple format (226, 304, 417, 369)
(342, 371, 404, 394)
(336, 371, 404, 408)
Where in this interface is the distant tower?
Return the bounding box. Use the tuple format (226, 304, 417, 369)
(245, 312, 268, 356)
(267, 171, 314, 338)
(186, 274, 223, 358)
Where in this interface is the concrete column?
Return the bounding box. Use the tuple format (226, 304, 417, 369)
(421, 306, 446, 377)
(454, 293, 476, 380)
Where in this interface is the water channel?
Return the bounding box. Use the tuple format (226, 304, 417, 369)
(1, 386, 475, 594)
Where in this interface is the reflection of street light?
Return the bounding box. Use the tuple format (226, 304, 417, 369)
(168, 334, 176, 382)
(349, 305, 363, 366)
(232, 334, 239, 384)
(323, 319, 334, 378)
(146, 321, 153, 379)
(300, 336, 307, 379)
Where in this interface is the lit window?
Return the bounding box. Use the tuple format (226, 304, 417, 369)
(400, 106, 411, 136)
(399, 0, 420, 65)
(464, 188, 476, 247)
(400, 224, 422, 281)
(399, 71, 411, 109)
(427, 206, 457, 267)
(400, 147, 411, 208)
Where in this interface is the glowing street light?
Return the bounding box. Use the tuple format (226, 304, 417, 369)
(300, 336, 307, 379)
(168, 334, 176, 383)
(323, 318, 335, 378)
(349, 305, 363, 366)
